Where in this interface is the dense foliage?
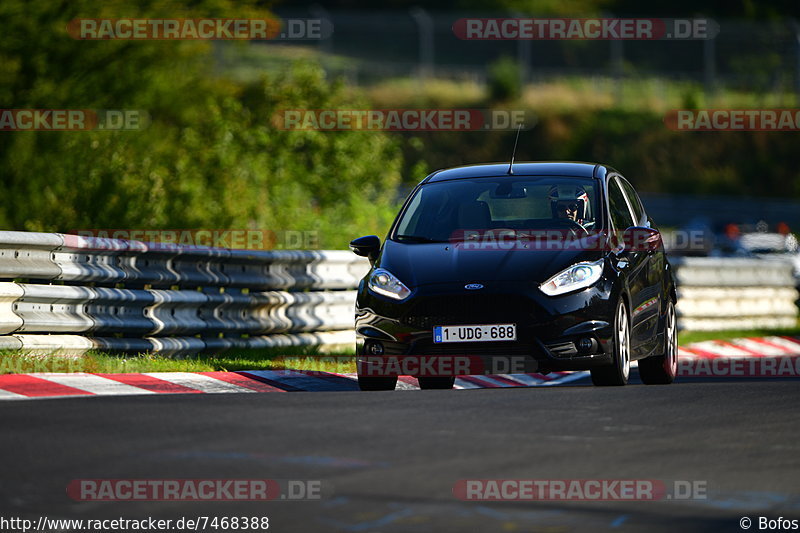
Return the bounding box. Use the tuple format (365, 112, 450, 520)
(0, 0, 403, 248)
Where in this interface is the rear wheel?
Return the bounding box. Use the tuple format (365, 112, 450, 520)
(639, 300, 677, 385)
(418, 377, 455, 390)
(591, 300, 630, 386)
(357, 376, 397, 391)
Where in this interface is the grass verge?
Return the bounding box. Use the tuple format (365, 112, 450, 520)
(678, 325, 800, 345)
(0, 345, 357, 375)
(1, 327, 798, 375)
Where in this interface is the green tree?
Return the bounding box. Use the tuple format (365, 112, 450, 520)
(0, 0, 403, 248)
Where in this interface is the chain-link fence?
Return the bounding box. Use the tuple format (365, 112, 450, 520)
(264, 8, 800, 98)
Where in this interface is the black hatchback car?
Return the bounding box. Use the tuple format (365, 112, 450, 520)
(350, 162, 678, 390)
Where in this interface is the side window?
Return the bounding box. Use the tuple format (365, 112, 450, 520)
(618, 178, 645, 225)
(607, 178, 635, 231)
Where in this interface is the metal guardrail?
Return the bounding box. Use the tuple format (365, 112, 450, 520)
(0, 231, 370, 355)
(1, 233, 367, 289)
(0, 231, 796, 354)
(671, 257, 799, 331)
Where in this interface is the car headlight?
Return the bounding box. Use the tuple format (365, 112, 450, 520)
(368, 268, 411, 300)
(539, 259, 604, 296)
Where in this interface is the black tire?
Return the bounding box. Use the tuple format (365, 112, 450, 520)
(639, 300, 677, 385)
(357, 376, 397, 391)
(418, 376, 455, 390)
(591, 299, 631, 386)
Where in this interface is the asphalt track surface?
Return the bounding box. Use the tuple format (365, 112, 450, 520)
(1, 372, 799, 533)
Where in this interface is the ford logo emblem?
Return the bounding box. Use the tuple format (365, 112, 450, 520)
(464, 283, 484, 290)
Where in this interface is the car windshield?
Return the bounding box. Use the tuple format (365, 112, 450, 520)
(392, 176, 601, 243)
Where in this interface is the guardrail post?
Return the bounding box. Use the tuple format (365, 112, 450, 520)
(703, 25, 716, 97)
(410, 7, 435, 86)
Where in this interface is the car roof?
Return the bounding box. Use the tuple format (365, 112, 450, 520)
(423, 162, 610, 183)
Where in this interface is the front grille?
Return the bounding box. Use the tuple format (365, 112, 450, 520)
(547, 341, 577, 357)
(401, 294, 534, 330)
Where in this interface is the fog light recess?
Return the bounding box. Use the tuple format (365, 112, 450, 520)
(365, 340, 384, 356)
(577, 337, 597, 354)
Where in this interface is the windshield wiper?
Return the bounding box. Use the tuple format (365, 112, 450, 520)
(394, 234, 448, 244)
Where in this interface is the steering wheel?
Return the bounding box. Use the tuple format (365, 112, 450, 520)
(551, 217, 589, 237)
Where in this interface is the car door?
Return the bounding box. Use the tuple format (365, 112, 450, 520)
(606, 176, 652, 356)
(617, 176, 664, 356)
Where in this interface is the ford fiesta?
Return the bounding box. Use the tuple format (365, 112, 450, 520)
(349, 162, 677, 390)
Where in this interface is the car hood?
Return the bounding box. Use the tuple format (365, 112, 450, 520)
(378, 239, 605, 287)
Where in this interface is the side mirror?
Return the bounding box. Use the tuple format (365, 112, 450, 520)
(623, 227, 662, 252)
(349, 235, 381, 262)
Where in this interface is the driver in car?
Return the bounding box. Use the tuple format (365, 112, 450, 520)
(549, 185, 590, 227)
(557, 201, 581, 221)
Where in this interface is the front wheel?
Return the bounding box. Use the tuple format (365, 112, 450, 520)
(639, 300, 677, 385)
(591, 299, 630, 386)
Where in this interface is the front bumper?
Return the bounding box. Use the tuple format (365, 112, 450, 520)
(355, 279, 617, 375)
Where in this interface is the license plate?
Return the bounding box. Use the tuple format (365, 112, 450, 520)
(433, 324, 516, 343)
